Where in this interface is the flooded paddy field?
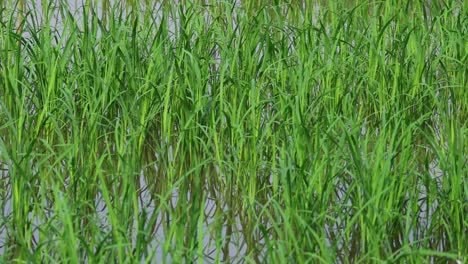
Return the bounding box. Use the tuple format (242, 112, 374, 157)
(0, 0, 466, 262)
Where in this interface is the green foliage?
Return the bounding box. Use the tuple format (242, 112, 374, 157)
(0, 0, 466, 263)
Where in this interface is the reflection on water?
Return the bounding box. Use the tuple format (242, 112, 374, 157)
(0, 162, 449, 261)
(0, 0, 465, 262)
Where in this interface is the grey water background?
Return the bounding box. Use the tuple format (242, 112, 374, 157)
(0, 0, 457, 262)
(0, 1, 255, 261)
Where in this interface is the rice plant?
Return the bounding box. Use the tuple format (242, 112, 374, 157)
(0, 0, 466, 263)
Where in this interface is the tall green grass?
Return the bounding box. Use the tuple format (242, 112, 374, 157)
(0, 0, 466, 262)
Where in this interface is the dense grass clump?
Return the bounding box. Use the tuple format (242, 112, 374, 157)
(0, 0, 466, 262)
